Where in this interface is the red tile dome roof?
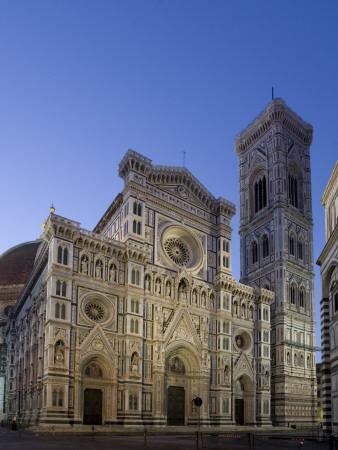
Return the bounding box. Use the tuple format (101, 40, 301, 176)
(0, 241, 42, 287)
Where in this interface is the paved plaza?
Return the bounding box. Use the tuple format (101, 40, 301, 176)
(0, 427, 331, 450)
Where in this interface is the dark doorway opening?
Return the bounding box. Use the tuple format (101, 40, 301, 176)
(83, 388, 102, 425)
(167, 386, 185, 426)
(235, 398, 244, 425)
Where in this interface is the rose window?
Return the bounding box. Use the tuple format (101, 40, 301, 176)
(84, 302, 105, 322)
(164, 238, 190, 266)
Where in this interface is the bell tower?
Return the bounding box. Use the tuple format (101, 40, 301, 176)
(235, 99, 317, 425)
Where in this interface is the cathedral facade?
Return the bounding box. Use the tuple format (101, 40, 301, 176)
(3, 149, 273, 427)
(235, 99, 317, 426)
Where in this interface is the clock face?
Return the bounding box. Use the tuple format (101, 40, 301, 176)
(92, 340, 103, 350)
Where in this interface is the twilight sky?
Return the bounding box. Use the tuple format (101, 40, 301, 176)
(1, 1, 337, 356)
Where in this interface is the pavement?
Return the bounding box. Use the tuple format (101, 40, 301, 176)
(0, 426, 330, 450)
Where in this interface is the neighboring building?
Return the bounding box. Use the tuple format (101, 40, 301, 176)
(3, 150, 273, 427)
(235, 99, 317, 426)
(317, 160, 338, 435)
(317, 363, 323, 425)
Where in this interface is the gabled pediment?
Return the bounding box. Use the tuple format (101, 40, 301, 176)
(233, 351, 254, 381)
(164, 308, 201, 351)
(79, 324, 115, 361)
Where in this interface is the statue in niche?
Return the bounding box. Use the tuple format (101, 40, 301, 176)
(166, 281, 171, 297)
(201, 292, 206, 306)
(145, 275, 150, 292)
(224, 364, 230, 385)
(54, 340, 65, 364)
(241, 304, 246, 318)
(55, 348, 64, 363)
(110, 264, 117, 282)
(81, 257, 88, 274)
(96, 261, 102, 278)
(155, 278, 161, 295)
(192, 290, 197, 304)
(249, 306, 254, 319)
(264, 370, 270, 388)
(179, 283, 187, 300)
(236, 335, 243, 348)
(131, 352, 139, 374)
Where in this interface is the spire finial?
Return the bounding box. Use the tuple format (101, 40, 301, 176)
(272, 86, 274, 100)
(50, 204, 55, 214)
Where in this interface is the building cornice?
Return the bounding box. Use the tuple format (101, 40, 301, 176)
(317, 223, 338, 266)
(321, 160, 338, 206)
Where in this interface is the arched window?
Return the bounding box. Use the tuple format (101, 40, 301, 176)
(132, 220, 141, 235)
(129, 394, 138, 410)
(61, 303, 66, 320)
(130, 319, 134, 333)
(252, 241, 258, 264)
(288, 174, 298, 208)
(133, 201, 142, 217)
(289, 235, 295, 256)
(63, 248, 68, 265)
(131, 269, 140, 285)
(298, 240, 303, 260)
(56, 280, 61, 296)
(262, 235, 269, 258)
(52, 389, 57, 406)
(57, 246, 68, 265)
(135, 320, 139, 333)
(254, 175, 267, 213)
(290, 284, 296, 305)
(299, 288, 305, 308)
(62, 281, 66, 297)
(55, 302, 60, 318)
(57, 246, 62, 264)
(58, 390, 63, 407)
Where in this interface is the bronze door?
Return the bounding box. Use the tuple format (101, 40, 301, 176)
(83, 388, 102, 425)
(235, 398, 244, 425)
(167, 386, 185, 426)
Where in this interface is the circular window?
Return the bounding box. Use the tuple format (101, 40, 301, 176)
(234, 330, 252, 352)
(80, 294, 115, 325)
(160, 224, 203, 271)
(164, 238, 190, 266)
(84, 302, 105, 322)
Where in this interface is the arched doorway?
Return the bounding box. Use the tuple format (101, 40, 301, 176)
(167, 356, 186, 425)
(83, 362, 104, 425)
(234, 374, 255, 425)
(83, 388, 102, 425)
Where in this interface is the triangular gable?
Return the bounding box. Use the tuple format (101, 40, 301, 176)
(233, 351, 254, 381)
(164, 307, 201, 351)
(79, 323, 115, 362)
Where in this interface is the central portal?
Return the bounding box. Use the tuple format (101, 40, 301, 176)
(83, 388, 102, 425)
(167, 386, 185, 426)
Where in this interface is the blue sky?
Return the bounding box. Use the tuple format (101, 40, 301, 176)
(1, 1, 337, 355)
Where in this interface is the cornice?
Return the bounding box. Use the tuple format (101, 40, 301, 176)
(321, 160, 338, 206)
(317, 223, 338, 266)
(45, 214, 149, 264)
(93, 193, 123, 234)
(235, 98, 313, 155)
(118, 149, 236, 218)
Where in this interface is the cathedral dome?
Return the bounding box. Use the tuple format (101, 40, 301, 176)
(0, 240, 42, 322)
(0, 241, 42, 287)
